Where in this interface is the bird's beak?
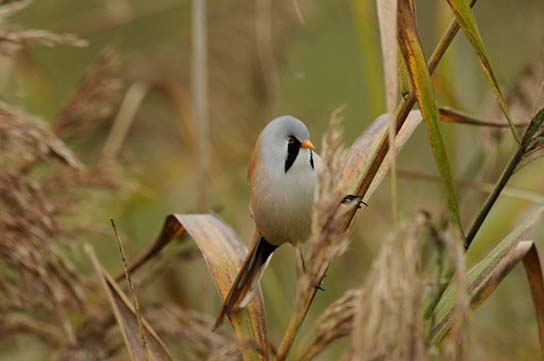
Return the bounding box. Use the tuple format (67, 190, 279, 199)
(300, 140, 315, 150)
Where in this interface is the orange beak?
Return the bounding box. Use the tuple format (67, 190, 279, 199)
(300, 140, 315, 150)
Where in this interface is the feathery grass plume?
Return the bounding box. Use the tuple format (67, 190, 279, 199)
(307, 106, 352, 277)
(298, 289, 362, 361)
(351, 215, 431, 361)
(0, 1, 86, 55)
(276, 107, 362, 360)
(439, 225, 469, 360)
(0, 71, 127, 358)
(55, 47, 123, 140)
(0, 105, 85, 317)
(0, 102, 82, 170)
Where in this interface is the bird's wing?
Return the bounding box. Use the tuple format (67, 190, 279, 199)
(212, 231, 277, 330)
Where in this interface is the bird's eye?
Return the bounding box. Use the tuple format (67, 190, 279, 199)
(287, 136, 295, 144)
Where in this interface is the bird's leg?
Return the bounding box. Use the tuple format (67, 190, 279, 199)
(296, 246, 326, 291)
(342, 194, 368, 209)
(296, 246, 307, 278)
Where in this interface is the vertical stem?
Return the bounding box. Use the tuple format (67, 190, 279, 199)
(464, 147, 524, 249)
(192, 0, 210, 212)
(192, 0, 212, 316)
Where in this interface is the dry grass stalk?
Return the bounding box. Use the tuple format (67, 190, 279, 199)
(111, 219, 151, 360)
(102, 81, 149, 159)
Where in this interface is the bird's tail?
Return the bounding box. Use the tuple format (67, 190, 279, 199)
(213, 234, 277, 330)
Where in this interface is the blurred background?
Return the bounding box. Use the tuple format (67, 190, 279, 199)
(2, 0, 544, 359)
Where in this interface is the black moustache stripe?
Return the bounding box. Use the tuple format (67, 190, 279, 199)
(310, 150, 314, 170)
(285, 139, 300, 173)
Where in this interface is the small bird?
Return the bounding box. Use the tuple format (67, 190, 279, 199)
(213, 115, 319, 330)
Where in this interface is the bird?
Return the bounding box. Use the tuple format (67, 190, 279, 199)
(213, 115, 319, 330)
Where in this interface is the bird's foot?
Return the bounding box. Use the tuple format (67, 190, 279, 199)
(314, 273, 327, 291)
(342, 194, 368, 209)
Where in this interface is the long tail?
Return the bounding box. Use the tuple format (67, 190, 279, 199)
(213, 234, 277, 330)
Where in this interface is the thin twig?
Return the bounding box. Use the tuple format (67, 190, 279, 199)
(192, 0, 210, 212)
(110, 218, 151, 361)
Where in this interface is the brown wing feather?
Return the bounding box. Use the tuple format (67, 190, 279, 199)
(247, 134, 261, 184)
(213, 231, 276, 330)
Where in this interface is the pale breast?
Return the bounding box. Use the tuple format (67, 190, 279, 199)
(250, 149, 317, 246)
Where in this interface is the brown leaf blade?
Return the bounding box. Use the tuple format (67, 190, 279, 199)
(85, 244, 174, 361)
(176, 214, 268, 360)
(112, 213, 269, 360)
(521, 241, 544, 353)
(431, 207, 544, 343)
(136, 214, 269, 360)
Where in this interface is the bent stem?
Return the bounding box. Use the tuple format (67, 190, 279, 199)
(426, 107, 544, 325)
(274, 3, 478, 359)
(465, 107, 544, 250)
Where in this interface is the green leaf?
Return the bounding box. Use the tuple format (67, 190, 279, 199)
(430, 207, 544, 343)
(397, 1, 466, 243)
(446, 0, 520, 143)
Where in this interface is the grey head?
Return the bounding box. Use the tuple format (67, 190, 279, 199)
(259, 115, 314, 174)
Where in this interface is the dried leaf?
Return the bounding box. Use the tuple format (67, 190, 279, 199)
(176, 214, 268, 361)
(397, 1, 465, 243)
(431, 207, 544, 343)
(521, 241, 544, 352)
(85, 244, 174, 361)
(439, 107, 527, 128)
(121, 214, 269, 361)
